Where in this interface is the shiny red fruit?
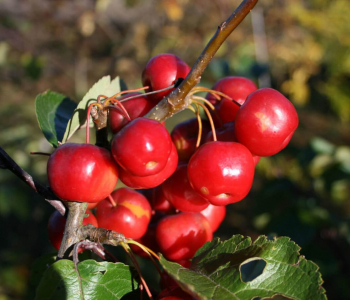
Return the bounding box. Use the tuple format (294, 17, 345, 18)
(96, 188, 152, 239)
(48, 210, 98, 251)
(200, 204, 226, 232)
(206, 76, 257, 124)
(162, 164, 209, 213)
(47, 143, 118, 203)
(156, 212, 212, 261)
(142, 53, 191, 103)
(111, 118, 172, 177)
(234, 88, 299, 156)
(109, 92, 155, 134)
(118, 142, 178, 189)
(188, 142, 255, 206)
(171, 118, 211, 161)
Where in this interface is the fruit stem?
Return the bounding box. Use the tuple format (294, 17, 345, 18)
(117, 84, 176, 104)
(126, 240, 163, 276)
(105, 105, 131, 120)
(141, 83, 176, 97)
(103, 248, 119, 262)
(103, 86, 150, 107)
(191, 95, 215, 110)
(189, 103, 203, 147)
(97, 94, 109, 104)
(120, 242, 154, 299)
(126, 240, 160, 260)
(192, 99, 217, 142)
(192, 86, 242, 107)
(108, 194, 117, 207)
(191, 86, 221, 100)
(106, 99, 131, 121)
(30, 152, 51, 156)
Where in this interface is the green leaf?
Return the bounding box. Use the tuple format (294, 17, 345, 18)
(35, 91, 77, 148)
(62, 76, 125, 143)
(35, 259, 140, 300)
(160, 235, 327, 300)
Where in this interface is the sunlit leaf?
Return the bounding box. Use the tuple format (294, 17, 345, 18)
(160, 235, 327, 300)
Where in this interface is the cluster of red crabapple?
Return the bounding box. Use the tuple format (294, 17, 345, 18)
(47, 53, 299, 282)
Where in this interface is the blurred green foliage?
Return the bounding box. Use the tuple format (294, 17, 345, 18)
(0, 0, 349, 299)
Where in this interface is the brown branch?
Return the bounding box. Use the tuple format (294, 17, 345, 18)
(145, 0, 259, 122)
(57, 201, 88, 259)
(77, 224, 127, 246)
(0, 146, 66, 216)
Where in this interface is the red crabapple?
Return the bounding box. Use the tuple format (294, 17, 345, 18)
(156, 212, 212, 261)
(47, 143, 118, 203)
(96, 188, 152, 239)
(188, 142, 255, 206)
(111, 118, 172, 177)
(118, 143, 178, 189)
(142, 53, 190, 103)
(234, 88, 299, 156)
